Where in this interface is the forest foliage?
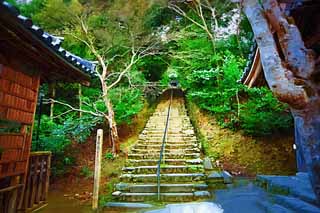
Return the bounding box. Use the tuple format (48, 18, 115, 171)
(10, 0, 293, 176)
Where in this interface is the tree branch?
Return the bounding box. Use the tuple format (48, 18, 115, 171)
(243, 0, 308, 109)
(45, 98, 105, 118)
(262, 0, 316, 80)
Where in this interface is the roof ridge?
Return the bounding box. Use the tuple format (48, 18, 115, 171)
(1, 1, 96, 77)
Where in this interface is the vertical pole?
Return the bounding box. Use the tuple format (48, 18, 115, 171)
(36, 93, 43, 151)
(79, 84, 82, 118)
(49, 82, 56, 120)
(93, 129, 103, 211)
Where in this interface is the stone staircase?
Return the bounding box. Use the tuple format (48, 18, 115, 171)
(112, 95, 210, 202)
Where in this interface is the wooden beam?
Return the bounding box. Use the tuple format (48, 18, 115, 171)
(244, 49, 261, 87)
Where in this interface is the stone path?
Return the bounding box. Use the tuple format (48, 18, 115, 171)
(112, 95, 210, 202)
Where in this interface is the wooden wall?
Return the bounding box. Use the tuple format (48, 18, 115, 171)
(0, 64, 40, 212)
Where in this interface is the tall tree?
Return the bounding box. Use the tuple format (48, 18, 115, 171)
(242, 0, 320, 202)
(33, 0, 161, 155)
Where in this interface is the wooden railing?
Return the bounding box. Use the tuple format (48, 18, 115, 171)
(0, 152, 51, 213)
(156, 89, 173, 201)
(0, 184, 24, 213)
(21, 151, 51, 212)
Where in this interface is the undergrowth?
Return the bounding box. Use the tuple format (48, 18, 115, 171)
(187, 101, 296, 176)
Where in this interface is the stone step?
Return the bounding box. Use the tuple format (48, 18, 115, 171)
(259, 201, 293, 213)
(115, 183, 208, 193)
(140, 132, 194, 136)
(139, 136, 197, 141)
(127, 158, 203, 166)
(104, 202, 154, 209)
(274, 195, 320, 213)
(130, 148, 200, 154)
(112, 191, 210, 202)
(257, 173, 318, 206)
(128, 153, 200, 160)
(144, 125, 193, 129)
(138, 140, 198, 144)
(146, 120, 190, 123)
(145, 124, 192, 127)
(138, 137, 198, 143)
(144, 127, 193, 131)
(120, 173, 205, 183)
(139, 136, 197, 140)
(122, 165, 204, 174)
(141, 132, 183, 136)
(142, 130, 187, 133)
(134, 143, 200, 149)
(148, 118, 188, 120)
(147, 115, 189, 119)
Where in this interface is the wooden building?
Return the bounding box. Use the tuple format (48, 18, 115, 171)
(0, 1, 95, 212)
(240, 0, 320, 87)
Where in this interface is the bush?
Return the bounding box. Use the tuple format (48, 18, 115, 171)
(80, 166, 93, 178)
(166, 22, 293, 136)
(240, 88, 293, 136)
(32, 115, 73, 177)
(144, 4, 174, 30)
(109, 87, 144, 125)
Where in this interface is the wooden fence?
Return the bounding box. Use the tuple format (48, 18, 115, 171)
(0, 152, 51, 212)
(21, 152, 51, 212)
(0, 184, 24, 213)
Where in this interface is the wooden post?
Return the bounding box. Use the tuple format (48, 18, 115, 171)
(93, 129, 103, 211)
(79, 84, 82, 118)
(49, 82, 56, 120)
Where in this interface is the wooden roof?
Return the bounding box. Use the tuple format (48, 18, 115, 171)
(0, 1, 96, 86)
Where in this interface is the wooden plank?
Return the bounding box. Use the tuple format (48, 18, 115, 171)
(19, 76, 40, 211)
(29, 157, 38, 209)
(30, 151, 52, 156)
(4, 108, 34, 124)
(35, 156, 44, 204)
(244, 49, 261, 87)
(1, 185, 24, 213)
(43, 153, 51, 201)
(92, 129, 103, 210)
(0, 134, 24, 150)
(1, 66, 34, 89)
(22, 157, 32, 210)
(0, 184, 24, 193)
(0, 79, 11, 92)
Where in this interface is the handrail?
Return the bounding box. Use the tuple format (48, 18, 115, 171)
(156, 89, 173, 201)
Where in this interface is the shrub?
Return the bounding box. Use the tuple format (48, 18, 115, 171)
(240, 88, 293, 136)
(32, 115, 73, 177)
(166, 22, 293, 136)
(80, 166, 93, 178)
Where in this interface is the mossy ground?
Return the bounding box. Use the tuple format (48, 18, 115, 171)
(187, 101, 296, 177)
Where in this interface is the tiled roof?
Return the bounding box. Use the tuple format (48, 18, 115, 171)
(0, 1, 96, 77)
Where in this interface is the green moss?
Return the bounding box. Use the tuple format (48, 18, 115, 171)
(187, 100, 296, 176)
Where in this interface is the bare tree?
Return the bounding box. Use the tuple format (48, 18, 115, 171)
(168, 1, 218, 51)
(242, 0, 320, 202)
(50, 18, 159, 156)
